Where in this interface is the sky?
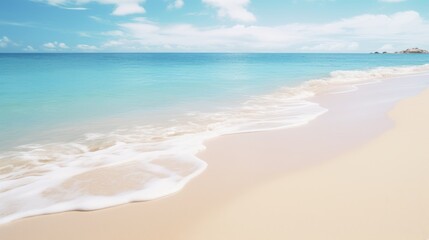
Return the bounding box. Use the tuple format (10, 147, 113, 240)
(0, 0, 428, 52)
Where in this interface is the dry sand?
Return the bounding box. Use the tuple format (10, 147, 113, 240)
(0, 76, 428, 240)
(186, 88, 429, 240)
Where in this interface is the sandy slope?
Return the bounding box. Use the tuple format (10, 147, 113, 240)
(184, 89, 429, 240)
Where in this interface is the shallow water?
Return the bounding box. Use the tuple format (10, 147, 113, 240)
(1, 53, 429, 224)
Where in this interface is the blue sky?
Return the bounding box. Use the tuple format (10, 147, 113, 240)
(0, 0, 428, 52)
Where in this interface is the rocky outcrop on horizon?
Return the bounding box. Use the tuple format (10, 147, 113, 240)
(371, 47, 429, 54)
(396, 48, 429, 54)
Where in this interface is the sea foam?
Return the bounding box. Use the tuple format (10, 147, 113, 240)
(1, 64, 429, 224)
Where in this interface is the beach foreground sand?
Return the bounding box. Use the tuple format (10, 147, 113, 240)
(186, 88, 429, 240)
(0, 77, 428, 240)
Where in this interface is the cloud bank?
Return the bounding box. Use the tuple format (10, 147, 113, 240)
(37, 0, 257, 21)
(92, 11, 429, 52)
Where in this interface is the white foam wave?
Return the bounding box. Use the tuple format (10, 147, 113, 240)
(1, 63, 429, 224)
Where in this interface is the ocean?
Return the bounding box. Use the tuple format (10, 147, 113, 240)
(1, 53, 429, 223)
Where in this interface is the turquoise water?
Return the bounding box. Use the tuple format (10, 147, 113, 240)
(1, 53, 429, 224)
(2, 53, 429, 148)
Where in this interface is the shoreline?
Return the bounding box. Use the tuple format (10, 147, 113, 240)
(1, 72, 428, 239)
(4, 65, 429, 224)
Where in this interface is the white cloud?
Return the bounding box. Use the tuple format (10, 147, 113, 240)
(55, 5, 87, 10)
(76, 44, 98, 51)
(43, 41, 69, 50)
(58, 42, 69, 48)
(36, 0, 146, 16)
(98, 11, 428, 52)
(101, 30, 124, 36)
(202, 0, 256, 22)
(301, 42, 359, 52)
(43, 42, 56, 48)
(379, 0, 406, 2)
(111, 1, 145, 15)
(132, 17, 153, 23)
(89, 16, 103, 22)
(23, 45, 37, 52)
(0, 36, 11, 48)
(168, 0, 184, 9)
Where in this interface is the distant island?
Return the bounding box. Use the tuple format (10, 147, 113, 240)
(372, 47, 429, 54)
